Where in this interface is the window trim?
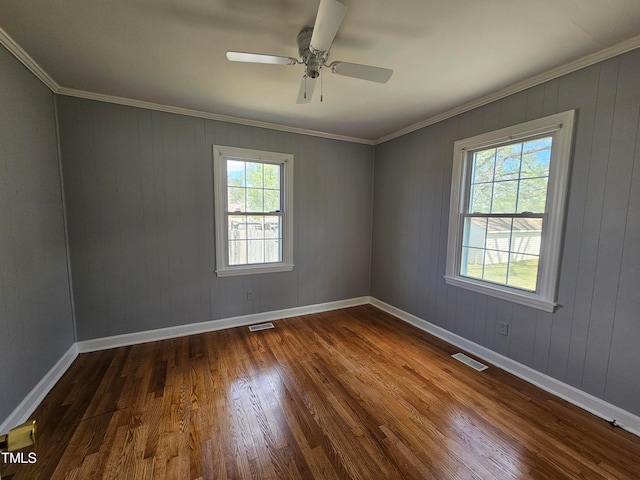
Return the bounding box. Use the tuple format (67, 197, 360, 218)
(213, 145, 294, 277)
(444, 110, 575, 312)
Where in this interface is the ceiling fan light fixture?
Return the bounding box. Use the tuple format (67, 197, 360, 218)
(305, 56, 323, 79)
(225, 0, 393, 103)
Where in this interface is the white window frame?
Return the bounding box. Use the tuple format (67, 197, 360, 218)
(444, 110, 575, 312)
(213, 145, 294, 277)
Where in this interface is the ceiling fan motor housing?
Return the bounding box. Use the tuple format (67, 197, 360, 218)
(297, 28, 324, 78)
(225, 0, 392, 104)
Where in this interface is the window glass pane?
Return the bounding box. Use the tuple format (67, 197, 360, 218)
(486, 218, 512, 252)
(495, 144, 522, 181)
(227, 160, 245, 187)
(468, 137, 552, 215)
(264, 216, 281, 239)
(510, 218, 542, 255)
(247, 240, 264, 264)
(264, 164, 280, 189)
(462, 217, 487, 249)
(446, 111, 574, 308)
(483, 218, 512, 284)
(264, 189, 280, 212)
(246, 162, 263, 188)
(229, 215, 282, 265)
(246, 188, 264, 212)
(229, 215, 247, 240)
(507, 254, 539, 291)
(521, 137, 552, 178)
(517, 177, 548, 213)
(228, 187, 245, 212)
(216, 146, 292, 274)
(460, 217, 542, 290)
(246, 216, 264, 239)
(491, 180, 518, 213)
(229, 240, 246, 265)
(472, 149, 495, 183)
(470, 183, 493, 213)
(461, 247, 485, 279)
(482, 250, 508, 284)
(265, 239, 281, 263)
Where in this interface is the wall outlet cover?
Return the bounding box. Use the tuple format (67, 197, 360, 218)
(498, 322, 510, 336)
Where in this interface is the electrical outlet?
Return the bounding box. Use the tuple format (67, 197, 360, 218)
(246, 290, 254, 301)
(498, 322, 510, 336)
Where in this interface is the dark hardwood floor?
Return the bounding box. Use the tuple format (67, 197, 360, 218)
(3, 305, 639, 479)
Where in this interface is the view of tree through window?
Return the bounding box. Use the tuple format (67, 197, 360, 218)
(226, 159, 282, 266)
(460, 136, 552, 291)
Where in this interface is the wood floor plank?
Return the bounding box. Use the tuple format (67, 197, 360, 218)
(3, 305, 640, 479)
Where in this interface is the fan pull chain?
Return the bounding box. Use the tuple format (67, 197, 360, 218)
(304, 75, 307, 99)
(320, 72, 324, 102)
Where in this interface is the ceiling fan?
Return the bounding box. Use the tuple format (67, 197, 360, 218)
(225, 0, 393, 103)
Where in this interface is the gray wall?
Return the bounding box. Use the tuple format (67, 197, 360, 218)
(371, 48, 640, 416)
(56, 96, 374, 341)
(0, 47, 75, 423)
(5, 34, 638, 427)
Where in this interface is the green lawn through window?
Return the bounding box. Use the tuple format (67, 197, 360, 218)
(465, 259, 538, 292)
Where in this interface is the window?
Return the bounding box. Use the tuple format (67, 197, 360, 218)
(213, 145, 294, 277)
(445, 110, 575, 312)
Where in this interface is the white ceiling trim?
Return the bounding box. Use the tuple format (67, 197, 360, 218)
(374, 33, 640, 145)
(2, 25, 640, 146)
(0, 25, 372, 145)
(0, 26, 59, 92)
(55, 87, 374, 145)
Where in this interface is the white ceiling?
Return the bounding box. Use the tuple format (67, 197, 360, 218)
(2, 0, 640, 142)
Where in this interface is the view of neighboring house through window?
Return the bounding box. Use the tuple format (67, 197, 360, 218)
(213, 145, 294, 277)
(445, 110, 575, 312)
(461, 136, 551, 291)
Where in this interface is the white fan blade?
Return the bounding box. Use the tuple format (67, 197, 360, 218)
(310, 0, 348, 53)
(226, 51, 298, 65)
(330, 61, 393, 83)
(296, 76, 317, 104)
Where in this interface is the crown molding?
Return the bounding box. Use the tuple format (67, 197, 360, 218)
(58, 32, 640, 146)
(0, 26, 59, 92)
(55, 87, 374, 145)
(0, 26, 372, 145)
(373, 33, 640, 145)
(2, 24, 639, 147)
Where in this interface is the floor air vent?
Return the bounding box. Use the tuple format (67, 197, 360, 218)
(452, 353, 488, 371)
(248, 322, 275, 332)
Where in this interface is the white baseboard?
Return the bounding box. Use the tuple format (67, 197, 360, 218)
(5, 296, 639, 440)
(76, 296, 370, 353)
(370, 296, 640, 437)
(2, 297, 369, 430)
(0, 343, 78, 433)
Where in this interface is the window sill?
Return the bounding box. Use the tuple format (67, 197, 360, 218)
(216, 264, 294, 277)
(444, 275, 558, 313)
